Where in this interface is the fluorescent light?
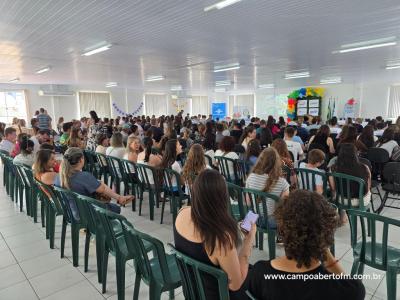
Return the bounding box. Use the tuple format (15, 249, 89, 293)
(36, 67, 51, 74)
(82, 44, 112, 56)
(145, 75, 165, 82)
(214, 63, 240, 72)
(215, 80, 231, 86)
(214, 87, 226, 92)
(285, 71, 310, 79)
(386, 65, 400, 70)
(258, 83, 274, 89)
(170, 85, 182, 91)
(338, 42, 396, 53)
(204, 0, 241, 12)
(105, 82, 118, 87)
(320, 77, 342, 84)
(9, 78, 20, 83)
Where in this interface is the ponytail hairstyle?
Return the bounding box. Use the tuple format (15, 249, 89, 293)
(142, 136, 153, 163)
(20, 135, 34, 155)
(252, 147, 282, 192)
(60, 147, 84, 189)
(239, 125, 255, 144)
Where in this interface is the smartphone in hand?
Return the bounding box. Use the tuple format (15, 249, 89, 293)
(240, 211, 259, 233)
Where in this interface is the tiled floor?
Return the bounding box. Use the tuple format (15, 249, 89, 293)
(0, 174, 399, 299)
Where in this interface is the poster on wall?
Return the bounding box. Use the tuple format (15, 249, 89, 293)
(297, 100, 308, 108)
(309, 107, 319, 116)
(297, 108, 308, 116)
(233, 106, 251, 119)
(309, 99, 320, 107)
(212, 102, 226, 120)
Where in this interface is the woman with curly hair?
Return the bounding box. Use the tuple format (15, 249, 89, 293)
(248, 190, 365, 300)
(181, 144, 209, 190)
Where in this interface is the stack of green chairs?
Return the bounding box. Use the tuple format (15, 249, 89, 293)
(122, 222, 181, 300)
(13, 163, 31, 213)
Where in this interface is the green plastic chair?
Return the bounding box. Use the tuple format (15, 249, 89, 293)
(282, 165, 292, 186)
(95, 152, 110, 185)
(226, 182, 246, 221)
(204, 154, 213, 167)
(347, 209, 400, 300)
(330, 172, 368, 211)
(0, 150, 9, 189)
(135, 163, 163, 221)
(52, 186, 88, 267)
(4, 156, 18, 202)
(13, 163, 31, 213)
(162, 168, 189, 225)
(23, 167, 45, 225)
(83, 150, 101, 178)
(295, 167, 328, 197)
(122, 222, 181, 300)
(106, 155, 124, 194)
(34, 179, 65, 249)
(215, 156, 246, 186)
(76, 194, 108, 283)
(171, 245, 258, 300)
(120, 159, 140, 211)
(243, 188, 280, 259)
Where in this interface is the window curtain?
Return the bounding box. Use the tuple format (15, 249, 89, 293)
(79, 92, 111, 118)
(191, 96, 209, 115)
(228, 94, 254, 118)
(388, 85, 400, 118)
(144, 94, 167, 116)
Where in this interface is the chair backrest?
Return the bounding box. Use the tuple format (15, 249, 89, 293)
(34, 178, 64, 214)
(281, 165, 291, 186)
(295, 167, 328, 197)
(204, 154, 213, 167)
(382, 162, 400, 191)
(83, 150, 98, 173)
(76, 194, 107, 235)
(330, 172, 366, 210)
(162, 167, 185, 195)
(92, 205, 127, 252)
(358, 157, 372, 172)
(171, 245, 229, 300)
(135, 163, 158, 188)
(226, 182, 246, 220)
(95, 152, 108, 169)
(242, 188, 280, 220)
(53, 186, 83, 224)
(122, 221, 176, 286)
(20, 165, 34, 187)
(106, 155, 123, 179)
(347, 209, 400, 271)
(367, 147, 390, 179)
(13, 163, 30, 187)
(215, 156, 246, 185)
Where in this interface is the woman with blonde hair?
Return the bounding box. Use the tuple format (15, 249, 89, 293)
(106, 132, 125, 159)
(181, 144, 209, 187)
(246, 147, 290, 228)
(55, 147, 133, 214)
(124, 136, 141, 163)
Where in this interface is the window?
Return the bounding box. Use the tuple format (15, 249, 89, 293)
(388, 85, 400, 118)
(79, 92, 111, 118)
(191, 96, 209, 115)
(0, 91, 27, 125)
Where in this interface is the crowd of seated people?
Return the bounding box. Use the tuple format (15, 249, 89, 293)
(1, 108, 400, 299)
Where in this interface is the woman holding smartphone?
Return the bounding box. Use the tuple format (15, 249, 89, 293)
(174, 169, 256, 299)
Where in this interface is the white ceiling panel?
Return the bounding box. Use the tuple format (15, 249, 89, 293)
(0, 0, 400, 90)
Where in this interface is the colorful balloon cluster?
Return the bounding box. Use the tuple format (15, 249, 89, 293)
(287, 87, 325, 121)
(112, 102, 143, 116)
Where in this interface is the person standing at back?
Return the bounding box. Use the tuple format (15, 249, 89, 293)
(37, 108, 52, 130)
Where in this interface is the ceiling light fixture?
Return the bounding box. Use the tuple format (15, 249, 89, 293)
(258, 84, 274, 89)
(170, 85, 183, 91)
(386, 65, 400, 70)
(105, 82, 118, 87)
(204, 0, 241, 12)
(145, 75, 165, 82)
(320, 77, 342, 84)
(338, 42, 396, 53)
(215, 80, 231, 86)
(285, 71, 310, 79)
(214, 87, 226, 92)
(9, 78, 20, 83)
(334, 37, 397, 54)
(213, 63, 240, 73)
(36, 67, 51, 74)
(82, 44, 112, 56)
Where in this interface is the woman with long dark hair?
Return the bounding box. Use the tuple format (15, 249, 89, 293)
(245, 138, 261, 172)
(337, 125, 367, 153)
(239, 126, 256, 150)
(86, 110, 101, 151)
(267, 115, 280, 136)
(357, 125, 376, 149)
(375, 127, 399, 158)
(174, 169, 256, 299)
(137, 136, 162, 184)
(308, 125, 335, 155)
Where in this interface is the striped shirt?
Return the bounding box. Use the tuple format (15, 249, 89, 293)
(246, 173, 289, 215)
(37, 113, 51, 130)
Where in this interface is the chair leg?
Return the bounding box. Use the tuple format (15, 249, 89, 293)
(71, 224, 80, 267)
(258, 231, 264, 251)
(350, 258, 359, 276)
(133, 272, 142, 300)
(386, 266, 397, 300)
(84, 231, 91, 272)
(115, 253, 126, 300)
(168, 289, 175, 299)
(149, 191, 154, 221)
(138, 188, 144, 216)
(149, 282, 162, 300)
(41, 200, 46, 228)
(357, 262, 364, 275)
(19, 183, 23, 212)
(60, 217, 67, 258)
(49, 213, 56, 249)
(160, 194, 167, 224)
(267, 231, 276, 260)
(96, 237, 104, 284)
(377, 192, 389, 214)
(102, 250, 109, 293)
